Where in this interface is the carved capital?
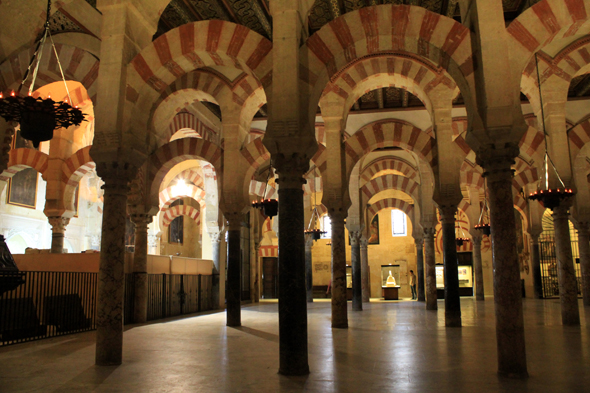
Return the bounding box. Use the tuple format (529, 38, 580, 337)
(476, 143, 519, 182)
(438, 205, 457, 224)
(209, 230, 222, 243)
(48, 217, 70, 234)
(225, 212, 243, 231)
(349, 230, 361, 246)
(273, 151, 311, 189)
(359, 238, 368, 250)
(423, 227, 436, 239)
(130, 213, 152, 230)
(92, 148, 145, 196)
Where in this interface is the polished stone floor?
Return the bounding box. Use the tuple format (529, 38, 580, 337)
(0, 297, 589, 393)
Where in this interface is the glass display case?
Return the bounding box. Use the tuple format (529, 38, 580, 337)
(381, 265, 400, 287)
(435, 264, 474, 297)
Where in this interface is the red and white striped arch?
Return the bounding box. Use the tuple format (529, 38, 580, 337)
(345, 119, 436, 181)
(360, 174, 420, 205)
(0, 44, 99, 101)
(302, 5, 475, 118)
(148, 138, 222, 204)
(568, 115, 590, 162)
(507, 0, 590, 76)
(172, 169, 205, 189)
(168, 111, 217, 143)
(259, 245, 278, 257)
(360, 157, 419, 186)
(366, 198, 413, 224)
(61, 146, 95, 213)
(161, 205, 201, 227)
(159, 184, 206, 209)
(0, 148, 49, 182)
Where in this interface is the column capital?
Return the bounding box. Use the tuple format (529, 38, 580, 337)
(273, 151, 311, 189)
(130, 213, 152, 228)
(359, 237, 368, 249)
(349, 230, 361, 245)
(472, 236, 482, 247)
(209, 230, 223, 243)
(476, 143, 519, 182)
(414, 237, 424, 246)
(48, 217, 70, 233)
(438, 205, 458, 223)
(92, 149, 145, 195)
(225, 212, 243, 231)
(423, 227, 436, 237)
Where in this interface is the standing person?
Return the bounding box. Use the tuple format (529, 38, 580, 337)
(409, 270, 417, 300)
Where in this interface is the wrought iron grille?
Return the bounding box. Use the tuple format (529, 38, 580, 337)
(0, 271, 97, 346)
(147, 274, 212, 321)
(539, 235, 582, 298)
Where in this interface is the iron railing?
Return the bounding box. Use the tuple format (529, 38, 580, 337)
(0, 271, 97, 346)
(1, 272, 213, 347)
(539, 235, 582, 298)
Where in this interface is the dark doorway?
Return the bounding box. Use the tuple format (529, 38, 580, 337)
(262, 257, 278, 299)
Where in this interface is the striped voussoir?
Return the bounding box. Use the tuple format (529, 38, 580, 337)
(518, 116, 545, 164)
(159, 184, 206, 210)
(345, 119, 436, 176)
(161, 204, 201, 227)
(303, 5, 473, 97)
(61, 146, 95, 211)
(127, 20, 272, 107)
(360, 157, 419, 187)
(568, 116, 590, 162)
(360, 174, 420, 204)
(149, 138, 222, 201)
(0, 148, 49, 182)
(241, 138, 270, 172)
(0, 44, 99, 100)
(172, 169, 205, 189)
(168, 111, 217, 144)
(512, 167, 540, 195)
(507, 0, 590, 72)
(460, 163, 484, 190)
(258, 245, 278, 258)
(366, 198, 413, 223)
(302, 177, 323, 196)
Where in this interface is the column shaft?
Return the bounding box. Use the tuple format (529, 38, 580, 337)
(211, 234, 222, 309)
(132, 216, 150, 324)
(473, 237, 485, 301)
(416, 239, 425, 302)
(485, 160, 527, 377)
(330, 213, 348, 328)
(424, 229, 437, 310)
(552, 205, 580, 325)
(277, 185, 309, 375)
(226, 224, 241, 327)
(578, 224, 590, 307)
(305, 235, 313, 303)
(350, 232, 362, 311)
(440, 207, 461, 327)
(95, 186, 128, 366)
(360, 239, 370, 302)
(530, 235, 543, 299)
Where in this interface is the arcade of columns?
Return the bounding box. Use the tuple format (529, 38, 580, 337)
(1, 0, 590, 379)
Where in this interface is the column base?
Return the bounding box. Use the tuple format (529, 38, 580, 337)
(279, 365, 310, 376)
(445, 313, 462, 327)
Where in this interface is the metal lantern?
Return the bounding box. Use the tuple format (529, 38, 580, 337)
(252, 166, 278, 218)
(0, 0, 86, 147)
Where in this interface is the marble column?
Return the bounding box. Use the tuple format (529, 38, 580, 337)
(305, 234, 313, 303)
(95, 177, 131, 366)
(439, 206, 461, 327)
(210, 231, 222, 309)
(577, 223, 590, 307)
(226, 216, 242, 327)
(552, 204, 580, 325)
(472, 236, 485, 301)
(350, 231, 362, 311)
(276, 169, 309, 375)
(478, 147, 527, 377)
(330, 211, 348, 328)
(529, 233, 543, 299)
(130, 214, 151, 323)
(360, 237, 370, 302)
(48, 217, 70, 253)
(424, 228, 437, 310)
(415, 238, 425, 302)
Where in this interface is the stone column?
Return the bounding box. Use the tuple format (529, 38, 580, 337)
(350, 230, 362, 311)
(210, 231, 222, 309)
(552, 204, 580, 325)
(130, 214, 151, 323)
(48, 217, 70, 253)
(415, 238, 425, 302)
(360, 237, 370, 302)
(529, 232, 543, 299)
(424, 227, 437, 310)
(95, 171, 134, 366)
(275, 165, 309, 375)
(577, 222, 590, 307)
(439, 206, 461, 327)
(477, 147, 527, 377)
(305, 234, 313, 303)
(330, 211, 348, 328)
(226, 215, 242, 327)
(472, 236, 485, 301)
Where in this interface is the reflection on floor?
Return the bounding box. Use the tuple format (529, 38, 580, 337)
(1, 298, 588, 392)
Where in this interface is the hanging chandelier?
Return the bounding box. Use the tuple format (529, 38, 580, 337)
(455, 215, 470, 247)
(0, 0, 86, 148)
(304, 168, 326, 241)
(252, 165, 278, 218)
(527, 53, 574, 209)
(474, 179, 491, 236)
